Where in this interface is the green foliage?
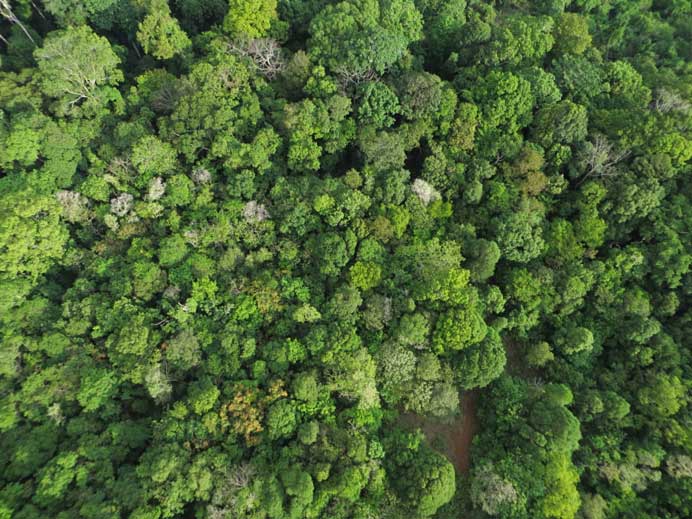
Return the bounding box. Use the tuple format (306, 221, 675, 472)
(0, 176, 68, 311)
(76, 368, 118, 411)
(349, 261, 382, 290)
(309, 0, 423, 74)
(137, 0, 191, 60)
(34, 25, 122, 112)
(388, 433, 456, 516)
(188, 378, 220, 414)
(455, 328, 506, 389)
(494, 207, 546, 263)
(526, 341, 554, 367)
(356, 81, 400, 128)
(2, 3, 691, 519)
(433, 307, 487, 353)
(553, 13, 592, 55)
(266, 399, 298, 439)
(482, 14, 555, 66)
(466, 70, 534, 157)
(224, 0, 277, 38)
(42, 0, 118, 27)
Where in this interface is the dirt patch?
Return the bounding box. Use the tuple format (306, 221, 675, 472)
(454, 390, 479, 473)
(399, 390, 479, 474)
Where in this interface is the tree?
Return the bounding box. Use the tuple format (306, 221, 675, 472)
(389, 438, 456, 517)
(0, 175, 68, 312)
(137, 0, 191, 60)
(40, 0, 120, 26)
(349, 261, 382, 290)
(393, 238, 473, 304)
(541, 453, 580, 519)
(531, 100, 588, 147)
(455, 328, 506, 389)
(166, 329, 201, 369)
(494, 208, 546, 263)
(433, 307, 487, 353)
(327, 348, 379, 409)
(396, 313, 430, 348)
(554, 324, 594, 355)
(292, 373, 318, 403)
(377, 342, 416, 402)
(282, 95, 355, 172)
(465, 239, 501, 282)
(356, 81, 400, 128)
(519, 66, 561, 105)
(481, 14, 555, 66)
(228, 38, 286, 79)
(470, 463, 519, 516)
(145, 364, 173, 403)
(637, 374, 685, 418)
(309, 0, 423, 74)
(266, 399, 297, 439)
(578, 493, 608, 519)
(467, 70, 534, 158)
(188, 378, 220, 415)
(526, 341, 554, 367)
(553, 13, 591, 55)
(159, 53, 267, 162)
(396, 71, 444, 121)
(34, 25, 122, 109)
(224, 0, 277, 38)
(425, 0, 468, 61)
(76, 368, 118, 412)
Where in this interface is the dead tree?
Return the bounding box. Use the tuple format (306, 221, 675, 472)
(229, 38, 285, 80)
(334, 65, 378, 92)
(653, 88, 691, 114)
(578, 135, 630, 186)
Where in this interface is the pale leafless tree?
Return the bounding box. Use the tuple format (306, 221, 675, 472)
(229, 38, 285, 79)
(411, 178, 441, 206)
(226, 463, 256, 490)
(146, 177, 166, 201)
(578, 135, 630, 185)
(107, 157, 133, 181)
(192, 167, 212, 185)
(110, 193, 134, 217)
(334, 65, 378, 91)
(242, 201, 270, 223)
(653, 88, 691, 114)
(56, 190, 91, 222)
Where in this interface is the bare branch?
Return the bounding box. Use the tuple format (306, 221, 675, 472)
(333, 65, 378, 92)
(226, 463, 256, 490)
(578, 135, 630, 186)
(653, 88, 691, 114)
(228, 38, 285, 80)
(0, 0, 35, 44)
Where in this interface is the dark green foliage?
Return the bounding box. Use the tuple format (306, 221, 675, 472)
(1, 2, 690, 519)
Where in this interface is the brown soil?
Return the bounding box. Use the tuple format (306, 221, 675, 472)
(399, 390, 480, 474)
(454, 390, 479, 473)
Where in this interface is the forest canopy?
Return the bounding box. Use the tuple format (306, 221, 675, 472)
(0, 1, 690, 518)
